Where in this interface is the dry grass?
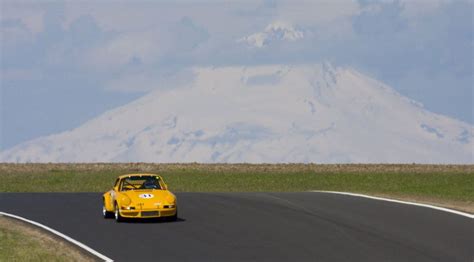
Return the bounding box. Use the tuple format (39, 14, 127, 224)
(0, 216, 96, 262)
(1, 162, 472, 174)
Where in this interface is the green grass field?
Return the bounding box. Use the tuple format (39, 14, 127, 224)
(1, 164, 473, 204)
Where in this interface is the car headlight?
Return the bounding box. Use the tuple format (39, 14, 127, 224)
(120, 196, 132, 206)
(166, 195, 176, 203)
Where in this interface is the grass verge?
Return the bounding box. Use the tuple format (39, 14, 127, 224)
(1, 163, 473, 212)
(0, 216, 95, 262)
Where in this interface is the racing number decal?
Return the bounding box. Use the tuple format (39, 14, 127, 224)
(139, 193, 154, 199)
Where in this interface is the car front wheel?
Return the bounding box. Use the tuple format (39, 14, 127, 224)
(170, 208, 178, 221)
(114, 203, 123, 222)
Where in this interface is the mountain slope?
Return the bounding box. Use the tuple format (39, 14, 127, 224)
(1, 63, 472, 163)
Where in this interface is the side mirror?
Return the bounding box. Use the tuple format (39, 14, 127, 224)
(163, 184, 168, 190)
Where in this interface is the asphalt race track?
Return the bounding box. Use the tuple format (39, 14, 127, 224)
(0, 192, 472, 262)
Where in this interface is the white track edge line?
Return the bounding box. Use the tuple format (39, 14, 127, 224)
(311, 191, 474, 219)
(0, 212, 113, 261)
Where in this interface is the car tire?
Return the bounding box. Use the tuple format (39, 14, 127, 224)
(102, 202, 113, 219)
(114, 203, 123, 222)
(170, 208, 178, 221)
(102, 205, 113, 218)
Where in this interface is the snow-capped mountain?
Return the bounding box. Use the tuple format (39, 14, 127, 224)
(238, 21, 304, 48)
(1, 63, 472, 163)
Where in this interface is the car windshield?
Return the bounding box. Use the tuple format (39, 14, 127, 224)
(120, 176, 163, 191)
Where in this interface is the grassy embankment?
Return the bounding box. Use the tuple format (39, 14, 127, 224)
(1, 163, 473, 212)
(0, 216, 94, 262)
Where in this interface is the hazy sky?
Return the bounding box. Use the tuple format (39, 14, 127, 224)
(1, 0, 473, 150)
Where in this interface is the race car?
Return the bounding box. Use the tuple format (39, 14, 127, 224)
(102, 174, 177, 222)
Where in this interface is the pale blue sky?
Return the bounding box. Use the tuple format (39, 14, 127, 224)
(1, 0, 473, 150)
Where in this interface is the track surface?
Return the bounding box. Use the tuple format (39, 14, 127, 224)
(0, 192, 472, 262)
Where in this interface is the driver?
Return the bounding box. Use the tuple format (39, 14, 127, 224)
(141, 177, 161, 189)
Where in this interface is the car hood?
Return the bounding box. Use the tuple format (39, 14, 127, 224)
(121, 190, 176, 205)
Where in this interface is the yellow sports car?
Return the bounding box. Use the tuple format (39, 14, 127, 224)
(102, 174, 177, 222)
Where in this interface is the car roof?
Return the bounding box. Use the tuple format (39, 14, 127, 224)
(118, 173, 162, 179)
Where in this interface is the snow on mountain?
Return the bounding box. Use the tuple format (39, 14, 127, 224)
(1, 63, 473, 163)
(238, 21, 304, 48)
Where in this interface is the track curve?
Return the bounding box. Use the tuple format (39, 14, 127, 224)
(0, 192, 472, 262)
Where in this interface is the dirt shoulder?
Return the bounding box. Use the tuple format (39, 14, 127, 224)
(371, 193, 474, 214)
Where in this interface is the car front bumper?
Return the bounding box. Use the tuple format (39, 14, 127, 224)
(119, 207, 177, 218)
